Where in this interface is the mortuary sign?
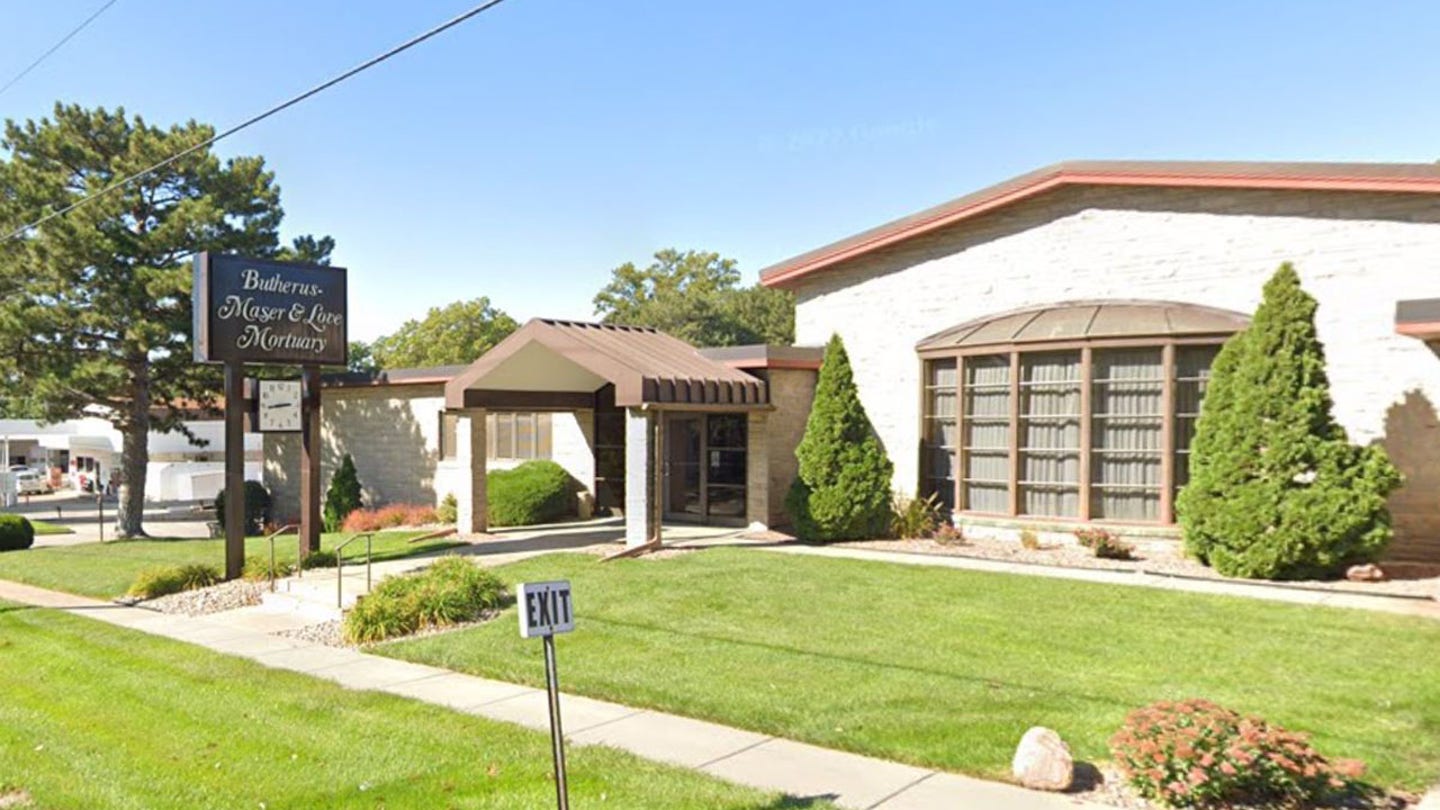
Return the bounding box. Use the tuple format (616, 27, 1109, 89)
(192, 252, 348, 366)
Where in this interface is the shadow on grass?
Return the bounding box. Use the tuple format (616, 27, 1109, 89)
(761, 794, 838, 808)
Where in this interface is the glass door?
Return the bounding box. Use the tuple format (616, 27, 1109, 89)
(664, 414, 704, 521)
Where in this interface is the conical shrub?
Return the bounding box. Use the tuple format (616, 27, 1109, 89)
(323, 454, 364, 533)
(1177, 263, 1401, 579)
(785, 334, 894, 541)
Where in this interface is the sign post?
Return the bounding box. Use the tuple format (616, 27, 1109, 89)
(518, 580, 575, 810)
(193, 253, 348, 579)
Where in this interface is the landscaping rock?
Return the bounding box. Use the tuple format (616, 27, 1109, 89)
(1012, 726, 1073, 791)
(1346, 564, 1387, 582)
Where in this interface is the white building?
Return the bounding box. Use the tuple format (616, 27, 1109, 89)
(0, 417, 262, 501)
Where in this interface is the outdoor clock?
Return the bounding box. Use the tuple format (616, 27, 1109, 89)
(257, 379, 303, 433)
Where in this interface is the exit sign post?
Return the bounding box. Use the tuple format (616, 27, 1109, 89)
(518, 580, 574, 810)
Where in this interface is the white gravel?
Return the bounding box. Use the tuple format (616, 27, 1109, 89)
(138, 579, 266, 616)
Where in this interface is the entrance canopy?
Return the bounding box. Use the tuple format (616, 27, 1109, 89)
(445, 319, 768, 410)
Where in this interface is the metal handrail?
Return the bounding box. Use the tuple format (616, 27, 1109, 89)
(264, 524, 300, 592)
(335, 531, 375, 608)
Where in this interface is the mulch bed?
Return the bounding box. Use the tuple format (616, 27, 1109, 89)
(838, 535, 1440, 601)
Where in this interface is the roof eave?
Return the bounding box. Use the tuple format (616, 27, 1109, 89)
(760, 164, 1440, 289)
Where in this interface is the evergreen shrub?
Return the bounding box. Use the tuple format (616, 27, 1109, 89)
(436, 492, 458, 524)
(785, 335, 894, 541)
(0, 515, 35, 552)
(487, 461, 577, 527)
(323, 454, 364, 532)
(215, 481, 272, 536)
(1177, 264, 1402, 579)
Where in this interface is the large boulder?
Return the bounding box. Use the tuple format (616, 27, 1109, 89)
(1011, 726, 1073, 791)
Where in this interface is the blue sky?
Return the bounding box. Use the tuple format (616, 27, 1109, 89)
(5, 0, 1440, 340)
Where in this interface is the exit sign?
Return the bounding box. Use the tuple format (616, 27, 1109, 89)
(518, 580, 574, 638)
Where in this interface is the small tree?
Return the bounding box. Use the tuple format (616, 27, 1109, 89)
(1177, 264, 1401, 579)
(323, 454, 364, 532)
(785, 334, 894, 541)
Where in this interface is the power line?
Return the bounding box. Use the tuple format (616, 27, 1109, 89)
(4, 0, 512, 242)
(0, 0, 122, 100)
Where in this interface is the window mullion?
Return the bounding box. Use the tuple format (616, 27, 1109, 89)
(1079, 346, 1093, 521)
(1161, 342, 1177, 524)
(1008, 351, 1020, 517)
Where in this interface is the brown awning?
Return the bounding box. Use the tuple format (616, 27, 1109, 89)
(445, 319, 768, 410)
(917, 300, 1249, 354)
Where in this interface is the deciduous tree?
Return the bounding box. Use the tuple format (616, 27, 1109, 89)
(0, 103, 332, 536)
(592, 249, 794, 346)
(371, 297, 517, 369)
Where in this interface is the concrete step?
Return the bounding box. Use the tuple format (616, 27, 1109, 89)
(257, 589, 345, 623)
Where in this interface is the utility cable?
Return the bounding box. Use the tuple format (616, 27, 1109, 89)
(4, 0, 512, 242)
(0, 0, 121, 100)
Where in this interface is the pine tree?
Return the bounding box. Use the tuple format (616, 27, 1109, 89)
(323, 454, 364, 532)
(1177, 264, 1401, 579)
(785, 334, 894, 541)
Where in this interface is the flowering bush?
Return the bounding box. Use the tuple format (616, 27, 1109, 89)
(1074, 527, 1135, 560)
(1110, 699, 1364, 808)
(341, 504, 440, 533)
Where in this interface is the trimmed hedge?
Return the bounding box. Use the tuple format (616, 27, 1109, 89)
(0, 514, 36, 552)
(343, 556, 506, 644)
(487, 461, 578, 527)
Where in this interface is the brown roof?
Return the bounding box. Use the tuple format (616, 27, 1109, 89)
(445, 319, 767, 409)
(760, 160, 1440, 289)
(916, 300, 1250, 354)
(698, 344, 824, 370)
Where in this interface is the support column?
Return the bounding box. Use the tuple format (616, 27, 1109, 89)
(745, 411, 770, 531)
(299, 366, 322, 555)
(223, 363, 245, 580)
(623, 408, 658, 548)
(455, 408, 489, 534)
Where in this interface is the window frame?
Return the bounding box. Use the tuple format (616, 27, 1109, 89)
(920, 335, 1228, 525)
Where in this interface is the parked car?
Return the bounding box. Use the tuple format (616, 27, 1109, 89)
(15, 470, 51, 495)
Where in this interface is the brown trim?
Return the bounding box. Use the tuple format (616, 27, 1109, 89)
(1078, 346, 1093, 522)
(1395, 321, 1440, 338)
(719, 358, 823, 370)
(1160, 343, 1177, 524)
(918, 335, 1232, 359)
(461, 389, 597, 411)
(761, 160, 1440, 288)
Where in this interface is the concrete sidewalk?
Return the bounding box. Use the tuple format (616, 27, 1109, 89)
(761, 545, 1440, 621)
(0, 577, 1101, 810)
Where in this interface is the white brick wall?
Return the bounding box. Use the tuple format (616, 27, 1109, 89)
(790, 186, 1440, 560)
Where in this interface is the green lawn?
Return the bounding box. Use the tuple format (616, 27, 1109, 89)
(0, 531, 461, 598)
(378, 549, 1440, 791)
(0, 601, 818, 810)
(24, 519, 72, 536)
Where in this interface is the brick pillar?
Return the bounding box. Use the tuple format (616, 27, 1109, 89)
(746, 410, 770, 531)
(624, 407, 657, 547)
(455, 408, 488, 534)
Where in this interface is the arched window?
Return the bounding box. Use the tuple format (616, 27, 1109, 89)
(917, 301, 1248, 524)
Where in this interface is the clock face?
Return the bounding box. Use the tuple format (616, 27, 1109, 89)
(258, 380, 303, 432)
